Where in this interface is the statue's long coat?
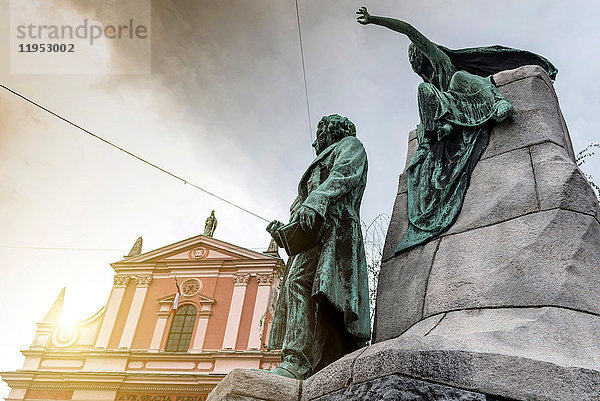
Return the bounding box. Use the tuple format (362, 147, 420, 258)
(269, 135, 371, 349)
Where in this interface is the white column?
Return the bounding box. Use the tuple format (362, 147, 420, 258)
(118, 275, 152, 349)
(221, 273, 250, 350)
(7, 388, 27, 401)
(95, 275, 130, 349)
(190, 298, 214, 353)
(149, 298, 173, 352)
(149, 310, 170, 352)
(247, 273, 274, 349)
(189, 311, 210, 353)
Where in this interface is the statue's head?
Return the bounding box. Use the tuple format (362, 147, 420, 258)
(312, 114, 356, 155)
(408, 43, 434, 83)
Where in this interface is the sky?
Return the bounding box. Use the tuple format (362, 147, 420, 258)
(1, 0, 599, 397)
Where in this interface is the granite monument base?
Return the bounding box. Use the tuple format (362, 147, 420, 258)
(208, 65, 600, 400)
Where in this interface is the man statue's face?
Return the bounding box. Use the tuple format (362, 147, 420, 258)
(312, 118, 334, 156)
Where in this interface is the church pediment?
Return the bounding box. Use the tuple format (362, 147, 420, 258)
(112, 234, 278, 266)
(161, 247, 236, 261)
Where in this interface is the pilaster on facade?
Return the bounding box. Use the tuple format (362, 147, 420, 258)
(118, 275, 152, 349)
(189, 297, 215, 354)
(148, 310, 171, 353)
(222, 273, 251, 350)
(95, 275, 131, 349)
(248, 273, 274, 349)
(232, 273, 251, 286)
(134, 274, 153, 288)
(256, 273, 275, 286)
(149, 297, 173, 352)
(114, 275, 132, 288)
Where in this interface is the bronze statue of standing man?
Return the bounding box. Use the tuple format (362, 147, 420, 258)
(204, 210, 217, 237)
(266, 114, 371, 379)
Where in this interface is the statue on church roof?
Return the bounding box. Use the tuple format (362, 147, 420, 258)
(124, 236, 143, 258)
(204, 210, 218, 237)
(263, 238, 280, 258)
(43, 287, 65, 323)
(356, 7, 557, 253)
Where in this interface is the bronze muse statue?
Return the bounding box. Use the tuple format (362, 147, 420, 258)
(357, 7, 557, 253)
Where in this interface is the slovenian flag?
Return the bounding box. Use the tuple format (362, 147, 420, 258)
(171, 277, 181, 313)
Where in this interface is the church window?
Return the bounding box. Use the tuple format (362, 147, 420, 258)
(165, 304, 197, 352)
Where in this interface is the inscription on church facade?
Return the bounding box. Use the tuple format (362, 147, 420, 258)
(116, 392, 209, 401)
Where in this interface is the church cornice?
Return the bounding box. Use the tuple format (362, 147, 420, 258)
(19, 348, 281, 360)
(1, 380, 220, 393)
(1, 370, 231, 389)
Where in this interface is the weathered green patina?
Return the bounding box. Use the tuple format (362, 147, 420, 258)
(266, 114, 370, 380)
(203, 210, 217, 237)
(357, 7, 557, 253)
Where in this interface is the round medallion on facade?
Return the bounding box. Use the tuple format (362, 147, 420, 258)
(190, 246, 208, 259)
(181, 278, 202, 297)
(52, 325, 80, 348)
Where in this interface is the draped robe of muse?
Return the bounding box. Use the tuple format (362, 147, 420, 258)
(395, 44, 558, 253)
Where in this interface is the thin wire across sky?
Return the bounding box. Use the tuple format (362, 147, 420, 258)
(1, 1, 316, 249)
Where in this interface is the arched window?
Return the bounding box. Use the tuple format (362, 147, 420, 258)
(165, 304, 197, 352)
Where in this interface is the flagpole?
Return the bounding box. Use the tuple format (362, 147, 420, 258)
(171, 274, 181, 313)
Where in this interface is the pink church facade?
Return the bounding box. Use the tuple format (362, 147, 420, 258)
(2, 235, 283, 401)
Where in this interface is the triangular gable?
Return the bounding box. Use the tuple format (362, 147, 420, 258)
(112, 234, 279, 266)
(162, 247, 236, 261)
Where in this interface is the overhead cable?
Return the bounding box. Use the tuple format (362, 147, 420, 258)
(0, 84, 271, 223)
(294, 0, 315, 154)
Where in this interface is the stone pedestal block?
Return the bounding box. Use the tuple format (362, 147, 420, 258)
(304, 307, 600, 401)
(312, 374, 499, 400)
(206, 368, 300, 401)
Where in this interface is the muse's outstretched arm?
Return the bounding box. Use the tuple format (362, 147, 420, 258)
(357, 7, 447, 64)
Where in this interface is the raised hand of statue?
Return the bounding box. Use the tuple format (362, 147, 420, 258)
(296, 205, 318, 232)
(356, 6, 371, 25)
(266, 220, 284, 238)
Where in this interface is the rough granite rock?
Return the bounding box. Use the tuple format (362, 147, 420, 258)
(494, 65, 575, 161)
(408, 128, 418, 142)
(493, 64, 551, 87)
(313, 374, 491, 401)
(374, 239, 439, 342)
(446, 146, 539, 235)
(483, 66, 574, 161)
(300, 347, 365, 401)
(424, 209, 600, 318)
(206, 368, 300, 401)
(303, 307, 600, 401)
(530, 141, 599, 215)
(381, 190, 407, 261)
(405, 135, 418, 170)
(353, 308, 600, 401)
(222, 396, 266, 401)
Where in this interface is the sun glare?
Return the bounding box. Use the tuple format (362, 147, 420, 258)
(58, 296, 102, 327)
